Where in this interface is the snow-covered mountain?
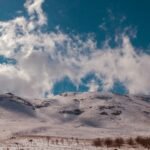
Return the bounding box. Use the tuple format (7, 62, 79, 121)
(0, 92, 150, 140)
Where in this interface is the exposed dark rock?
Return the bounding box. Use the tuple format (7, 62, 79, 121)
(6, 93, 14, 96)
(99, 105, 115, 110)
(73, 99, 80, 102)
(100, 112, 108, 115)
(94, 96, 112, 100)
(143, 111, 150, 115)
(59, 109, 84, 115)
(35, 101, 51, 109)
(112, 110, 122, 116)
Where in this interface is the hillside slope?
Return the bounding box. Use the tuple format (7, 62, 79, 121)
(0, 92, 150, 139)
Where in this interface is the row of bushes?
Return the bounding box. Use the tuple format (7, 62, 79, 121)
(92, 136, 150, 149)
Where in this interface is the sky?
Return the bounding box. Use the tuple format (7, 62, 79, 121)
(0, 0, 150, 98)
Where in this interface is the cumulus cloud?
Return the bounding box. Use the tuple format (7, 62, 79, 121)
(0, 0, 149, 98)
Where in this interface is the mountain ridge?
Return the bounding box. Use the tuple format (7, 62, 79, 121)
(0, 92, 149, 139)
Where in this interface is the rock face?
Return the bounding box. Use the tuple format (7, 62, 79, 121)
(0, 92, 150, 139)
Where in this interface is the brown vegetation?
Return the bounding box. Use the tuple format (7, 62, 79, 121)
(135, 136, 150, 149)
(92, 138, 103, 147)
(126, 137, 135, 146)
(113, 137, 124, 148)
(92, 136, 150, 149)
(104, 138, 113, 147)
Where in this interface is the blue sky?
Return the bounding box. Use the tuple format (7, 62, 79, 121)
(0, 0, 149, 97)
(1, 0, 150, 50)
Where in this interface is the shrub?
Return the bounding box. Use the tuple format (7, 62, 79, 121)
(135, 136, 143, 144)
(104, 138, 113, 147)
(126, 137, 135, 146)
(60, 138, 64, 144)
(135, 136, 150, 149)
(29, 139, 33, 142)
(114, 137, 124, 148)
(92, 138, 103, 147)
(55, 139, 59, 144)
(76, 138, 79, 144)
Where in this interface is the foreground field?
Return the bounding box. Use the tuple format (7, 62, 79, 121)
(0, 135, 150, 150)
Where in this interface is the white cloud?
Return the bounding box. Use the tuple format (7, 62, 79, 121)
(88, 80, 99, 92)
(0, 0, 149, 98)
(24, 0, 47, 26)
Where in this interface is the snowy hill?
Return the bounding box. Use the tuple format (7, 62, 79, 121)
(0, 92, 150, 141)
